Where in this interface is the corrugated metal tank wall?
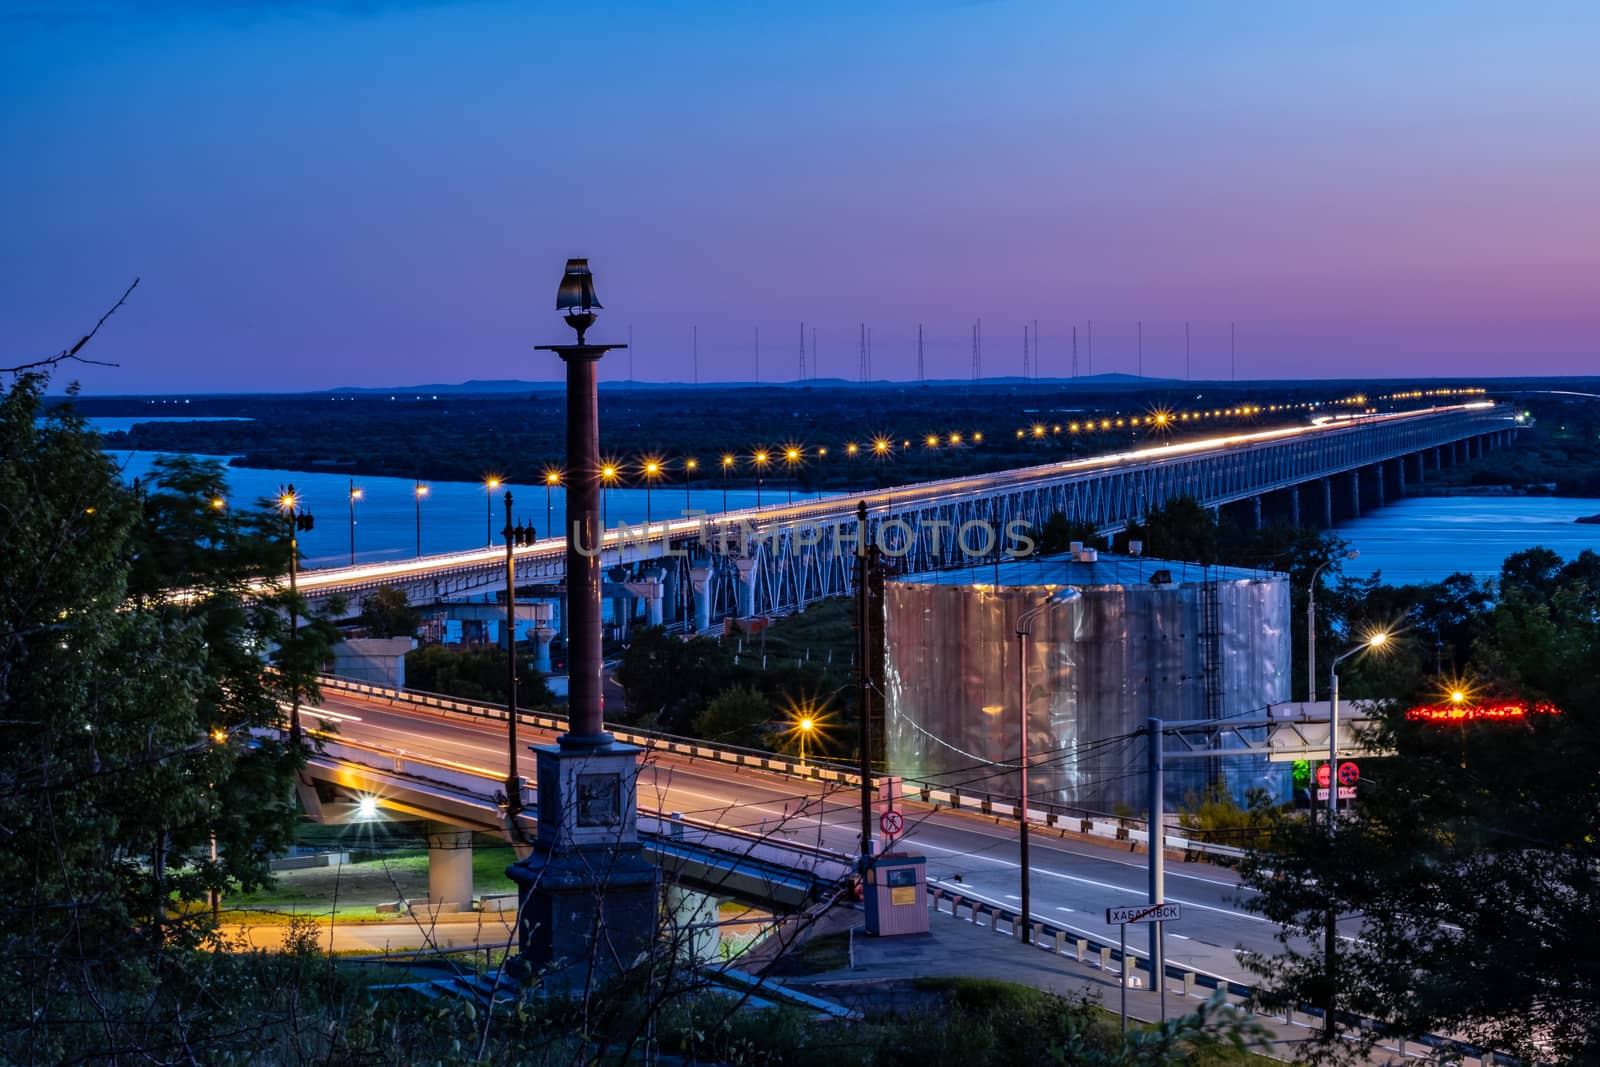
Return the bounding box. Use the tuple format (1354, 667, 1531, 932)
(884, 574, 1290, 814)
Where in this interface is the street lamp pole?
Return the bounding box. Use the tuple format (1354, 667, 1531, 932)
(413, 481, 428, 558)
(347, 479, 361, 566)
(485, 476, 502, 547)
(1322, 631, 1388, 1042)
(503, 489, 521, 815)
(754, 451, 768, 507)
(1014, 590, 1078, 946)
(545, 471, 559, 538)
(684, 458, 697, 510)
(721, 455, 733, 512)
(1307, 550, 1359, 701)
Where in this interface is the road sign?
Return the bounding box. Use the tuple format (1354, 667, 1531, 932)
(879, 809, 904, 837)
(1105, 902, 1181, 925)
(1315, 763, 1332, 788)
(1316, 786, 1357, 801)
(1338, 761, 1360, 786)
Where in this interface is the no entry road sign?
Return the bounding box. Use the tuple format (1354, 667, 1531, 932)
(879, 809, 904, 837)
(1105, 902, 1181, 925)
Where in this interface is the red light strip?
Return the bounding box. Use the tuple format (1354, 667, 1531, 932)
(1405, 702, 1561, 722)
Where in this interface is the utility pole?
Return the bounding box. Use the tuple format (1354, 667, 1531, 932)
(504, 490, 520, 815)
(856, 501, 879, 878)
(1147, 717, 1167, 1021)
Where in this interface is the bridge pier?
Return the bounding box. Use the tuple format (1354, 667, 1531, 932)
(533, 623, 555, 673)
(1347, 470, 1362, 518)
(1286, 485, 1301, 528)
(1373, 464, 1386, 506)
(690, 565, 714, 633)
(1248, 495, 1263, 531)
(734, 557, 758, 618)
(1319, 478, 1333, 528)
(1392, 456, 1407, 498)
(425, 823, 474, 911)
(665, 886, 721, 963)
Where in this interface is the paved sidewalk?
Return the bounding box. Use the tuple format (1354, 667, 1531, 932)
(780, 901, 1428, 1066)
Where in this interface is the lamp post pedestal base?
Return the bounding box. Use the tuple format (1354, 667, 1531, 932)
(506, 739, 659, 982)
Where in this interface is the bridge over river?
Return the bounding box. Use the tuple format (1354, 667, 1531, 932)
(293, 402, 1512, 632)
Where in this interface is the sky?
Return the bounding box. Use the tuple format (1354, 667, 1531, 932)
(3, 0, 1598, 393)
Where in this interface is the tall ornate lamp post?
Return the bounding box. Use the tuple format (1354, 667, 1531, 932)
(784, 446, 801, 504)
(683, 457, 697, 510)
(278, 485, 314, 746)
(753, 450, 769, 506)
(642, 458, 662, 525)
(721, 454, 735, 512)
(509, 259, 657, 979)
(846, 442, 858, 489)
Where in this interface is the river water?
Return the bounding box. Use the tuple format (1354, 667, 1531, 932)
(97, 421, 1600, 584)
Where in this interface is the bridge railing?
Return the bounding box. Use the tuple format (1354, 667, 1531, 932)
(316, 675, 1247, 862)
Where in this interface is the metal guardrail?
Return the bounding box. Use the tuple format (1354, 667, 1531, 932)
(315, 675, 1250, 862)
(928, 884, 1514, 1065)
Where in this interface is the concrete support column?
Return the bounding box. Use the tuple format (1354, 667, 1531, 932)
(690, 565, 714, 633)
(425, 824, 474, 910)
(1349, 470, 1362, 517)
(733, 557, 758, 618)
(1286, 485, 1301, 528)
(1374, 464, 1386, 505)
(1320, 478, 1333, 528)
(645, 579, 664, 627)
(611, 595, 631, 639)
(532, 624, 555, 673)
(1434, 446, 1444, 470)
(661, 566, 680, 625)
(1394, 457, 1407, 497)
(1249, 495, 1263, 531)
(1413, 452, 1424, 486)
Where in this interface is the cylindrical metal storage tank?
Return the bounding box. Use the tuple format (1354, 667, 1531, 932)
(884, 555, 1291, 815)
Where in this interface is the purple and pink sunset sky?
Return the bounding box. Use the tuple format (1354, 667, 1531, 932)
(3, 1, 1598, 393)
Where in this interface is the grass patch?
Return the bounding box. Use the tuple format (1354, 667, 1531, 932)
(765, 930, 852, 976)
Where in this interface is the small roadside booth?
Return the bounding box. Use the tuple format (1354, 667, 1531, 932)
(863, 853, 929, 936)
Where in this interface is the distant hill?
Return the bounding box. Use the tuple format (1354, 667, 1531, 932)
(324, 372, 1178, 395)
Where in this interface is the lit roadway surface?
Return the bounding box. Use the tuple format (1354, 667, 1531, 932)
(286, 401, 1498, 599)
(307, 691, 1356, 984)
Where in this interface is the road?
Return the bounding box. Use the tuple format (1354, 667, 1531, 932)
(306, 690, 1351, 983)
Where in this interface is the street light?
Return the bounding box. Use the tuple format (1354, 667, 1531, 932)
(483, 475, 502, 548)
(816, 447, 827, 498)
(872, 437, 890, 488)
(1322, 628, 1390, 1042)
(720, 453, 735, 512)
(797, 715, 814, 766)
(684, 457, 697, 509)
(642, 457, 662, 525)
(278, 485, 313, 746)
(1013, 588, 1080, 945)
(1307, 550, 1360, 701)
(846, 442, 858, 489)
(753, 450, 769, 507)
(413, 481, 429, 558)
(600, 463, 619, 532)
(347, 480, 362, 565)
(783, 446, 800, 505)
(544, 469, 561, 539)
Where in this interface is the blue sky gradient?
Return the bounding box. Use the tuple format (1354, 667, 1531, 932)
(3, 1, 1597, 391)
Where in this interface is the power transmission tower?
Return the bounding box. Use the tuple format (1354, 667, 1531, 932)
(1185, 320, 1191, 381)
(917, 324, 925, 384)
(859, 323, 868, 384)
(693, 324, 699, 385)
(754, 326, 760, 384)
(1087, 318, 1093, 378)
(1022, 324, 1030, 379)
(1033, 319, 1039, 378)
(970, 323, 978, 380)
(1137, 320, 1142, 379)
(811, 326, 817, 382)
(1072, 325, 1079, 379)
(798, 321, 806, 383)
(1231, 321, 1236, 382)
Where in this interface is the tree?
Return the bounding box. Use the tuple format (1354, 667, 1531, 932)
(613, 626, 738, 733)
(692, 685, 776, 748)
(1035, 512, 1100, 556)
(1239, 550, 1600, 1063)
(359, 584, 419, 637)
(1125, 495, 1219, 566)
(404, 642, 556, 707)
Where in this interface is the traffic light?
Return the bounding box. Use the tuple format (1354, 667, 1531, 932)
(295, 512, 314, 532)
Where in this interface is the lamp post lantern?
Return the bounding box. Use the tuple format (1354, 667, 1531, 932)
(278, 485, 313, 746)
(721, 454, 734, 512)
(684, 457, 697, 510)
(846, 442, 858, 490)
(643, 458, 661, 525)
(510, 258, 657, 978)
(784, 447, 800, 505)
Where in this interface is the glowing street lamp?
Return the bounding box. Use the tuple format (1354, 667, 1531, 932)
(720, 453, 735, 512)
(872, 436, 891, 487)
(816, 447, 827, 497)
(642, 457, 663, 524)
(278, 485, 313, 746)
(600, 462, 619, 531)
(753, 449, 770, 507)
(783, 446, 801, 504)
(846, 442, 859, 489)
(348, 479, 363, 565)
(544, 468, 561, 539)
(1322, 627, 1391, 1043)
(684, 457, 697, 509)
(413, 481, 429, 558)
(797, 715, 814, 765)
(483, 475, 502, 547)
